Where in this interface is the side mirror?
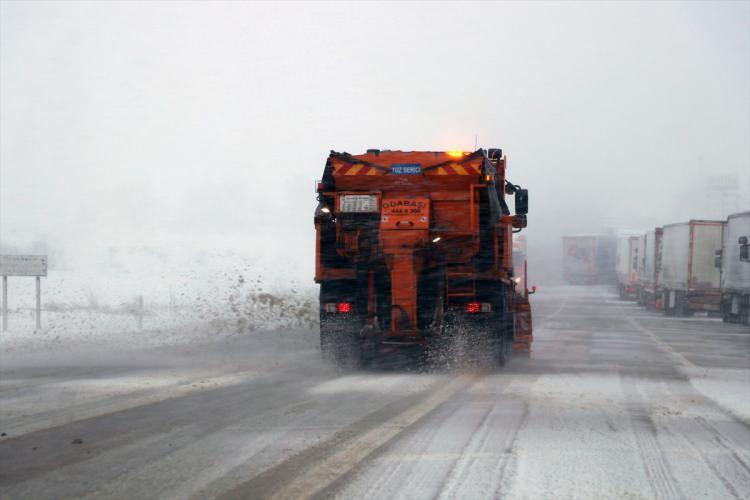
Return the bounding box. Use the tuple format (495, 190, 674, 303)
(528, 285, 537, 295)
(515, 189, 528, 215)
(741, 243, 750, 263)
(512, 214, 527, 228)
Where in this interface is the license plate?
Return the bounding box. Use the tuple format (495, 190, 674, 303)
(339, 194, 378, 213)
(391, 164, 422, 175)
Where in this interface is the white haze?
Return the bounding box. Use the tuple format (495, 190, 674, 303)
(1, 1, 748, 290)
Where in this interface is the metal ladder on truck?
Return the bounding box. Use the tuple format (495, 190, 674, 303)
(446, 266, 475, 306)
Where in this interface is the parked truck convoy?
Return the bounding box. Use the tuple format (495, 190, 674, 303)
(659, 220, 725, 316)
(563, 214, 749, 321)
(562, 234, 616, 285)
(720, 211, 750, 324)
(314, 148, 533, 367)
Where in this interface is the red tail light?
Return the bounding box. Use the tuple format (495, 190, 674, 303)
(465, 302, 492, 314)
(337, 302, 352, 313)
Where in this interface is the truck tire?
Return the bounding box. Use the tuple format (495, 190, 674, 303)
(491, 313, 513, 368)
(319, 281, 364, 369)
(675, 292, 692, 317)
(494, 334, 507, 367)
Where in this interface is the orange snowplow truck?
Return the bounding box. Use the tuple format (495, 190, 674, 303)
(314, 148, 532, 367)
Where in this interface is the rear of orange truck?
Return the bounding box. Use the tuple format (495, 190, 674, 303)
(313, 148, 532, 367)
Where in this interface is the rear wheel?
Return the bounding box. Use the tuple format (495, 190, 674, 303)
(493, 334, 507, 367)
(675, 292, 693, 317)
(500, 312, 515, 366)
(319, 280, 364, 369)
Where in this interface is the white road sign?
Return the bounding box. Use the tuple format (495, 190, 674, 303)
(0, 255, 48, 277)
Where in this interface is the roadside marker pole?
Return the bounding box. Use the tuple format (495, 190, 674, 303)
(36, 276, 41, 331)
(2, 276, 7, 332)
(137, 295, 144, 330)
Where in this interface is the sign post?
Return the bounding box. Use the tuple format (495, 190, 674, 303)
(2, 276, 7, 332)
(36, 276, 42, 330)
(0, 255, 48, 332)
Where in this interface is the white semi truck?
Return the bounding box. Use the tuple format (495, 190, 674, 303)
(720, 211, 750, 325)
(659, 220, 725, 316)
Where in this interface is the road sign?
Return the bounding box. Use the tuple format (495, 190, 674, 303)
(0, 255, 47, 277)
(1, 254, 48, 331)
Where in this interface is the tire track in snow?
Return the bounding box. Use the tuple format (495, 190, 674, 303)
(607, 288, 750, 427)
(620, 375, 684, 499)
(631, 376, 750, 499)
(0, 367, 336, 489)
(693, 417, 750, 476)
(434, 402, 497, 499)
(219, 375, 475, 500)
(190, 374, 451, 500)
(350, 392, 465, 499)
(435, 380, 532, 500)
(317, 373, 524, 500)
(672, 419, 747, 499)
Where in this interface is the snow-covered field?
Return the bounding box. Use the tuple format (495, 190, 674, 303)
(1, 246, 317, 355)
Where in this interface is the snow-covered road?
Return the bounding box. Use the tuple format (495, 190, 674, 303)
(1, 286, 748, 499)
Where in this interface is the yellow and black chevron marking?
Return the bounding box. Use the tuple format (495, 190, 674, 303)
(331, 161, 482, 176)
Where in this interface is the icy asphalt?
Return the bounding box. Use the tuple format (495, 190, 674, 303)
(1, 286, 749, 499)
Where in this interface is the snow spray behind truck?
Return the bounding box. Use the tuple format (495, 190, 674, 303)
(314, 149, 533, 367)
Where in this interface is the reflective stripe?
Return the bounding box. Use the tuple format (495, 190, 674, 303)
(332, 159, 482, 176)
(345, 164, 364, 175)
(452, 164, 469, 175)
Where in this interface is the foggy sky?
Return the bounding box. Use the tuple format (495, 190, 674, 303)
(1, 1, 748, 282)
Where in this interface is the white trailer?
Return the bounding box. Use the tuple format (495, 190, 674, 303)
(615, 234, 640, 299)
(659, 220, 724, 316)
(562, 235, 616, 285)
(637, 228, 663, 309)
(720, 211, 750, 324)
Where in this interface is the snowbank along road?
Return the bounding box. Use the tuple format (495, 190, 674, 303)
(1, 286, 749, 499)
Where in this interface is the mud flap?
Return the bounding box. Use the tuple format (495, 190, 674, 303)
(513, 299, 532, 355)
